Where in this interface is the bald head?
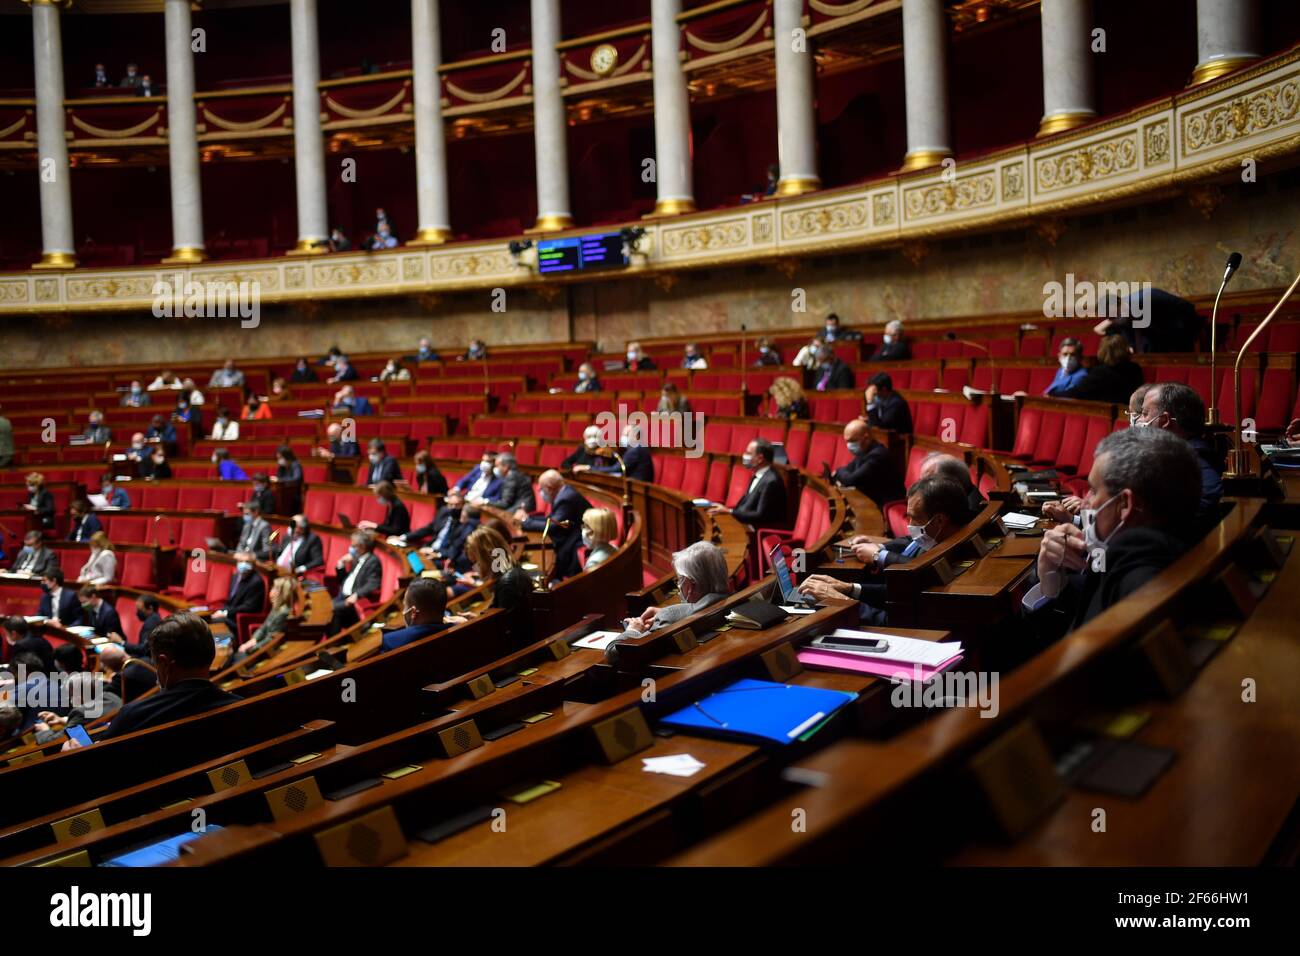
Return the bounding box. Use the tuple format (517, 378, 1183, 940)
(843, 420, 870, 443)
(99, 644, 126, 670)
(920, 452, 974, 492)
(538, 469, 564, 495)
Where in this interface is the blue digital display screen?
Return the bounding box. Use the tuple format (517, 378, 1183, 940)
(536, 232, 627, 274)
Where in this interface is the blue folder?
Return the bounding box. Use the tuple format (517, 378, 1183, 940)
(102, 825, 225, 867)
(659, 678, 856, 746)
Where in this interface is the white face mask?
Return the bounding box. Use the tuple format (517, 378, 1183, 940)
(1082, 494, 1124, 555)
(905, 516, 937, 551)
(627, 352, 638, 363)
(493, 466, 505, 478)
(584, 437, 599, 449)
(882, 334, 893, 345)
(581, 528, 594, 548)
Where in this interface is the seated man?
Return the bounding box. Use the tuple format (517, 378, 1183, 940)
(574, 362, 601, 393)
(79, 586, 123, 638)
(809, 344, 855, 392)
(234, 500, 272, 560)
(799, 476, 969, 625)
(864, 372, 913, 433)
(38, 568, 82, 626)
(918, 452, 986, 519)
(2, 616, 54, 672)
(455, 452, 502, 500)
(99, 643, 157, 703)
(132, 595, 163, 656)
(874, 319, 910, 360)
(210, 553, 267, 626)
(1133, 382, 1223, 531)
(561, 425, 604, 470)
(606, 541, 730, 664)
(328, 531, 382, 635)
(11, 530, 58, 576)
(91, 615, 241, 743)
(480, 452, 535, 513)
(832, 420, 905, 509)
(710, 439, 786, 528)
(319, 422, 361, 460)
(380, 578, 452, 652)
(275, 515, 325, 575)
(98, 474, 131, 509)
(517, 470, 593, 580)
(576, 423, 654, 482)
(364, 439, 401, 485)
(1022, 427, 1200, 635)
(407, 489, 464, 552)
(1044, 337, 1087, 396)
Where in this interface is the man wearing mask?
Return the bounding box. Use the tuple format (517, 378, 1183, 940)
(863, 372, 913, 434)
(146, 413, 178, 455)
(831, 420, 905, 510)
(875, 319, 910, 360)
(799, 476, 968, 624)
(1044, 337, 1087, 396)
(232, 501, 271, 560)
(249, 473, 276, 516)
(211, 552, 266, 627)
(408, 489, 465, 556)
(93, 62, 109, 88)
(91, 615, 241, 742)
(329, 532, 382, 635)
(67, 500, 102, 543)
(481, 453, 535, 513)
(1022, 427, 1199, 635)
(710, 439, 786, 528)
(811, 344, 855, 392)
(381, 578, 453, 652)
(364, 439, 401, 485)
(120, 380, 151, 408)
(517, 470, 592, 580)
(415, 337, 439, 362)
(38, 569, 82, 626)
(98, 474, 131, 509)
(13, 530, 58, 577)
(319, 422, 360, 460)
(574, 362, 601, 393)
(132, 595, 163, 656)
(119, 62, 141, 89)
(577, 424, 654, 482)
(1131, 382, 1223, 531)
(682, 343, 708, 370)
(84, 410, 112, 444)
(562, 425, 605, 470)
(455, 452, 502, 500)
(276, 515, 324, 575)
(79, 586, 123, 638)
(754, 337, 782, 367)
(625, 342, 656, 371)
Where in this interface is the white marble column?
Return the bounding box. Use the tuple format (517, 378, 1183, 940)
(650, 0, 694, 215)
(410, 0, 451, 243)
(162, 0, 205, 262)
(27, 0, 75, 269)
(1037, 0, 1096, 137)
(529, 0, 572, 230)
(289, 0, 329, 251)
(1192, 0, 1260, 86)
(772, 0, 820, 195)
(900, 0, 952, 172)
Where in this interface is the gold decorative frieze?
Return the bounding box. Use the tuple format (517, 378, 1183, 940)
(1181, 78, 1300, 157)
(780, 198, 869, 241)
(0, 280, 30, 303)
(312, 260, 401, 289)
(1143, 118, 1171, 165)
(903, 170, 997, 222)
(1000, 162, 1026, 202)
(871, 191, 896, 227)
(659, 218, 751, 258)
(1034, 131, 1139, 194)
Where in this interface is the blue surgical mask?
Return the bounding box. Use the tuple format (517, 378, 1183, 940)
(236, 561, 252, 574)
(541, 489, 553, 505)
(846, 441, 863, 455)
(242, 514, 252, 524)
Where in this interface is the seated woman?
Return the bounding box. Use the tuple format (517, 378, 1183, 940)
(581, 507, 618, 570)
(78, 531, 117, 586)
(359, 480, 411, 538)
(410, 450, 448, 496)
(275, 445, 304, 484)
(380, 358, 411, 382)
(241, 390, 272, 421)
(462, 525, 533, 646)
(769, 376, 810, 420)
(606, 541, 730, 664)
(657, 383, 691, 415)
(235, 576, 295, 661)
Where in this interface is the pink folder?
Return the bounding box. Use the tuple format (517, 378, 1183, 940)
(796, 648, 964, 682)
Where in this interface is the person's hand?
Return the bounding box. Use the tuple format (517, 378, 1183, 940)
(445, 614, 468, 625)
(844, 534, 869, 547)
(34, 722, 50, 733)
(797, 575, 853, 602)
(1038, 522, 1088, 579)
(621, 615, 649, 634)
(707, 505, 731, 516)
(418, 547, 435, 560)
(512, 508, 529, 523)
(1285, 418, 1300, 446)
(345, 594, 358, 606)
(211, 610, 226, 621)
(238, 639, 257, 654)
(571, 464, 591, 473)
(337, 553, 354, 568)
(1041, 496, 1084, 523)
(61, 737, 84, 752)
(852, 542, 881, 564)
(864, 384, 878, 404)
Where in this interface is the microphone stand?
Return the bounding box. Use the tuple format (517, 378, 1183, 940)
(612, 449, 629, 504)
(1209, 253, 1242, 425)
(1226, 269, 1300, 477)
(740, 323, 748, 399)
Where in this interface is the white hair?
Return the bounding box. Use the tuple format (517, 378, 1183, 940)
(671, 541, 729, 596)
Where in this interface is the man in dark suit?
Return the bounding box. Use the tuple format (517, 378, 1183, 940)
(211, 554, 266, 628)
(518, 470, 593, 580)
(442, 506, 483, 573)
(322, 422, 360, 460)
(408, 490, 464, 554)
(328, 532, 382, 635)
(93, 614, 241, 742)
(874, 319, 911, 360)
(98, 643, 158, 705)
(2, 616, 55, 672)
(249, 474, 276, 516)
(275, 515, 325, 575)
(865, 372, 913, 433)
(481, 453, 535, 513)
(832, 420, 905, 509)
(83, 410, 112, 445)
(561, 426, 605, 470)
(364, 439, 402, 485)
(234, 501, 272, 560)
(455, 452, 502, 500)
(12, 531, 58, 577)
(919, 452, 986, 520)
(579, 424, 654, 482)
(132, 595, 163, 657)
(37, 568, 82, 626)
(711, 439, 787, 528)
(146, 414, 178, 456)
(79, 586, 123, 638)
(67, 501, 103, 542)
(809, 344, 855, 392)
(380, 578, 451, 653)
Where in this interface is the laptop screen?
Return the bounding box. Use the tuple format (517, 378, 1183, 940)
(768, 544, 798, 602)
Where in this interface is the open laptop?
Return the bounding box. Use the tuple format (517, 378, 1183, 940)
(336, 513, 355, 530)
(768, 544, 819, 608)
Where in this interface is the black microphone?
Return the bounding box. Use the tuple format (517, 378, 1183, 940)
(1223, 251, 1243, 283)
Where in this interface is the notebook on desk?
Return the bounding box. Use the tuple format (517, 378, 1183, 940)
(659, 678, 856, 746)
